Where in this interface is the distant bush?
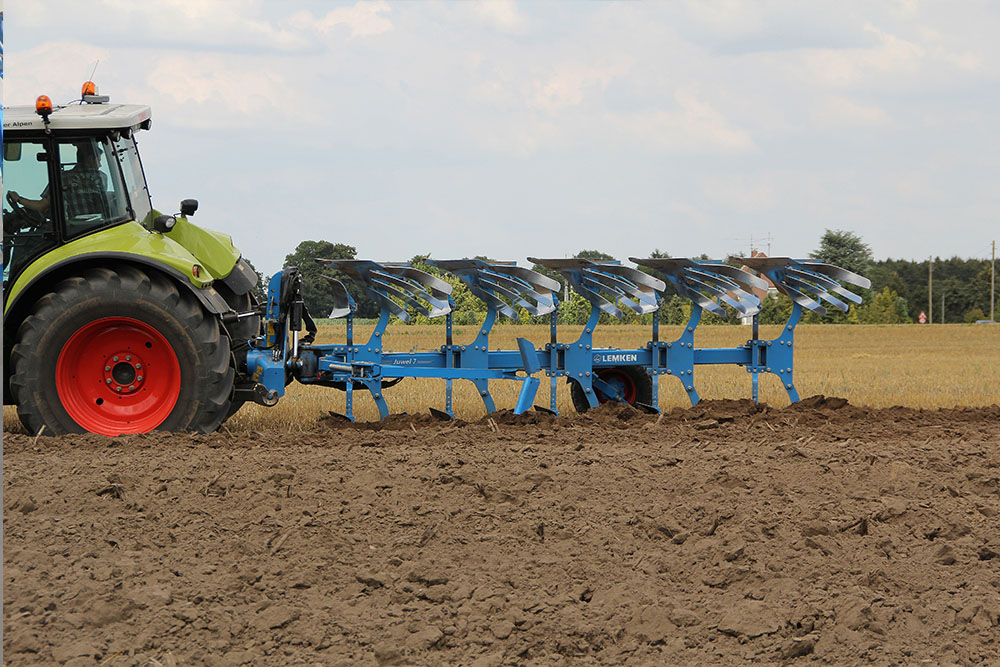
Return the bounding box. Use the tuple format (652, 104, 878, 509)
(964, 308, 986, 323)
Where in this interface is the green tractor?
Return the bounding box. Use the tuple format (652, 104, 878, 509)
(3, 86, 260, 436)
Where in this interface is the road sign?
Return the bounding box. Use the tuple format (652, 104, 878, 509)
(918, 311, 927, 324)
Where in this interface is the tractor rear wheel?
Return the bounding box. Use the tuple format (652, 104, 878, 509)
(10, 265, 234, 436)
(570, 366, 652, 413)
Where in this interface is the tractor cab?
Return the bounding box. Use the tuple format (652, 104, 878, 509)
(2, 85, 154, 287)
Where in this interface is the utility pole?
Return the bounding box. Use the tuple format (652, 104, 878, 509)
(991, 240, 996, 322)
(941, 292, 945, 324)
(928, 258, 933, 324)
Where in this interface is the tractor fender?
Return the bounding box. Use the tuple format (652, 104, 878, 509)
(3, 252, 232, 405)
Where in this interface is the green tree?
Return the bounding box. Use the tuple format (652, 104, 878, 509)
(283, 240, 379, 319)
(758, 293, 794, 325)
(660, 294, 689, 325)
(964, 307, 986, 323)
(807, 230, 873, 323)
(861, 287, 910, 323)
(810, 229, 873, 276)
(558, 292, 593, 326)
(405, 255, 487, 326)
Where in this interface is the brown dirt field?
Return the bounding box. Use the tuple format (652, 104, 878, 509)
(4, 398, 999, 666)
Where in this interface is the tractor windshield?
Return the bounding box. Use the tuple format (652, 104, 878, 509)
(57, 137, 130, 239)
(114, 134, 153, 226)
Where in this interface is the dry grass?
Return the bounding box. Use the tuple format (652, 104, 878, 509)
(4, 323, 997, 433)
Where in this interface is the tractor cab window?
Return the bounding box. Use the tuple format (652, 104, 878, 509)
(114, 134, 153, 226)
(56, 138, 129, 238)
(3, 139, 59, 284)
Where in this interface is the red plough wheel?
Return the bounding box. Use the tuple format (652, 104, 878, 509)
(593, 368, 638, 405)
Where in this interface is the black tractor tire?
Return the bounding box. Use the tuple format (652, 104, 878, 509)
(214, 281, 261, 422)
(10, 265, 234, 435)
(570, 366, 653, 414)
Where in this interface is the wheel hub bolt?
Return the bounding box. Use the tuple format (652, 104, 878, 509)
(104, 351, 146, 394)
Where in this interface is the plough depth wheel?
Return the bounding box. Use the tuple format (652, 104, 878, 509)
(10, 266, 234, 436)
(570, 366, 652, 413)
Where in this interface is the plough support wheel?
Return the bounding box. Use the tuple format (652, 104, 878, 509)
(570, 366, 652, 413)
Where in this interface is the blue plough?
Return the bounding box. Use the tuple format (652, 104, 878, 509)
(242, 256, 870, 420)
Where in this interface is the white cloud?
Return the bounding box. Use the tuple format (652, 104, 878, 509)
(471, 0, 528, 34)
(64, 0, 305, 52)
(793, 23, 924, 87)
(680, 0, 766, 35)
(4, 42, 112, 105)
(288, 1, 394, 39)
(611, 90, 754, 153)
(813, 95, 890, 127)
(530, 63, 628, 113)
(144, 55, 292, 128)
(937, 49, 983, 71)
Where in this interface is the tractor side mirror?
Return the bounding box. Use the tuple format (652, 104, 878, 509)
(152, 214, 176, 233)
(180, 199, 198, 217)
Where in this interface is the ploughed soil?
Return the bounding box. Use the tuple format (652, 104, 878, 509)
(4, 398, 1000, 666)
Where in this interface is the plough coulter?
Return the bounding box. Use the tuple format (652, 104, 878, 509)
(245, 256, 870, 421)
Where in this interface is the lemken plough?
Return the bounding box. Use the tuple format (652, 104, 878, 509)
(245, 256, 871, 421)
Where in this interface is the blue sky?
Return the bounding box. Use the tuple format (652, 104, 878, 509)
(5, 1, 999, 275)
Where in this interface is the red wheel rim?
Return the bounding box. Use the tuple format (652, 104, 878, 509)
(595, 369, 637, 405)
(56, 317, 181, 435)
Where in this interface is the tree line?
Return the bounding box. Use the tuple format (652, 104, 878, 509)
(243, 231, 997, 326)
